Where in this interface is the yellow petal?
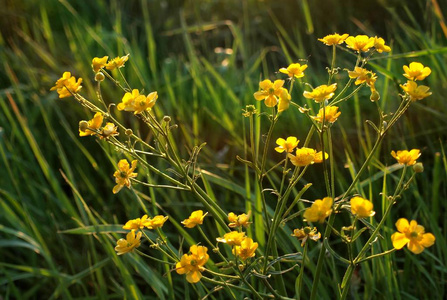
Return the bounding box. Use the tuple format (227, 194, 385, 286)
(408, 241, 425, 254)
(420, 233, 435, 248)
(186, 270, 202, 283)
(391, 232, 409, 249)
(395, 218, 410, 233)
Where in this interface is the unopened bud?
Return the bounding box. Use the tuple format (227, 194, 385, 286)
(163, 116, 171, 123)
(125, 129, 133, 136)
(79, 120, 89, 131)
(95, 72, 105, 82)
(413, 162, 424, 173)
(370, 90, 380, 102)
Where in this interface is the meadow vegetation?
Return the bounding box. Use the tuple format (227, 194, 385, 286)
(1, 0, 446, 299)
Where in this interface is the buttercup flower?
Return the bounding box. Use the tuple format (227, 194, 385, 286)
(291, 227, 321, 246)
(253, 79, 286, 107)
(350, 196, 375, 218)
(312, 106, 341, 123)
(176, 245, 209, 283)
(100, 122, 119, 139)
(182, 210, 208, 228)
(303, 83, 337, 103)
(318, 33, 349, 46)
(105, 54, 129, 70)
(216, 231, 245, 246)
(115, 230, 142, 255)
(288, 147, 316, 167)
(279, 63, 308, 78)
(133, 91, 158, 114)
(391, 149, 421, 166)
(277, 88, 291, 112)
(391, 218, 435, 254)
(117, 89, 144, 112)
(50, 72, 83, 98)
(228, 212, 251, 228)
(92, 56, 108, 73)
(373, 37, 391, 53)
(232, 237, 258, 260)
(145, 215, 169, 229)
(303, 197, 333, 223)
(403, 62, 431, 81)
(275, 136, 300, 153)
(112, 159, 138, 194)
(313, 151, 329, 163)
(79, 112, 103, 137)
(400, 81, 431, 101)
(345, 35, 375, 52)
(348, 67, 377, 90)
(123, 215, 150, 231)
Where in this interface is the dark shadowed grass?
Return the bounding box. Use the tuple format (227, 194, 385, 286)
(1, 0, 446, 298)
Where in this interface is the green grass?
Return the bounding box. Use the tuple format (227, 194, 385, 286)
(1, 0, 446, 298)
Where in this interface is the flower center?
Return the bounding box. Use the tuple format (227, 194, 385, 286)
(410, 231, 418, 238)
(120, 171, 128, 178)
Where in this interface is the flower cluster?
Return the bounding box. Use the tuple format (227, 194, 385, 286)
(113, 159, 138, 194)
(400, 62, 432, 101)
(176, 245, 209, 283)
(50, 71, 82, 98)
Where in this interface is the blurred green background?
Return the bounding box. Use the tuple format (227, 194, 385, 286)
(1, 0, 446, 298)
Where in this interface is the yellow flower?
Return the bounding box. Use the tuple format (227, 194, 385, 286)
(115, 230, 142, 255)
(391, 149, 421, 166)
(79, 112, 103, 137)
(216, 231, 245, 246)
(182, 210, 208, 228)
(312, 106, 341, 123)
(303, 197, 333, 223)
(288, 147, 316, 167)
(133, 91, 158, 114)
(253, 79, 286, 107)
(373, 37, 391, 53)
(400, 81, 432, 101)
(228, 212, 251, 228)
(232, 237, 258, 260)
(146, 215, 169, 229)
(50, 72, 82, 98)
(105, 54, 129, 70)
(100, 122, 119, 139)
(318, 33, 349, 46)
(92, 56, 108, 73)
(403, 62, 431, 81)
(117, 89, 143, 112)
(391, 218, 435, 254)
(313, 151, 329, 163)
(277, 88, 291, 112)
(275, 136, 299, 153)
(348, 67, 377, 90)
(176, 245, 209, 283)
(350, 196, 375, 218)
(279, 63, 308, 78)
(345, 35, 375, 52)
(291, 227, 321, 246)
(123, 215, 150, 231)
(303, 83, 337, 103)
(112, 159, 138, 194)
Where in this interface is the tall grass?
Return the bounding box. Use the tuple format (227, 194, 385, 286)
(1, 0, 446, 298)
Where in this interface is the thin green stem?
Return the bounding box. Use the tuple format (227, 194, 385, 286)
(296, 242, 308, 300)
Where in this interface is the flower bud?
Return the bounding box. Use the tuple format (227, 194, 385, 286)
(163, 116, 171, 123)
(413, 162, 424, 173)
(125, 129, 133, 136)
(79, 120, 89, 131)
(370, 90, 380, 102)
(95, 72, 105, 82)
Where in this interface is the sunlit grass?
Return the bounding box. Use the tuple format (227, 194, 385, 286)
(1, 0, 446, 298)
